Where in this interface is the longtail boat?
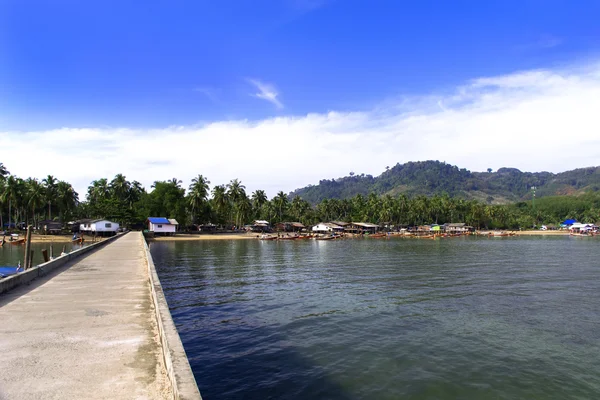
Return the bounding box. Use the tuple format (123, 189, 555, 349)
(10, 238, 25, 245)
(278, 236, 299, 240)
(259, 235, 277, 241)
(316, 235, 337, 240)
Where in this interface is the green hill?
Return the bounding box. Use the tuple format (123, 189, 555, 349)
(290, 161, 600, 204)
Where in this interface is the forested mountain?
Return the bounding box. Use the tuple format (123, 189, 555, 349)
(290, 161, 600, 204)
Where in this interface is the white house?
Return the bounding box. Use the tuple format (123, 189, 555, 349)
(147, 217, 177, 235)
(80, 219, 120, 235)
(312, 222, 344, 233)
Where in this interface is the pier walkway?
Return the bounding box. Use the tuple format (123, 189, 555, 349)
(0, 232, 172, 400)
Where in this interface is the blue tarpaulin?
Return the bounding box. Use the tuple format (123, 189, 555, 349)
(562, 219, 577, 225)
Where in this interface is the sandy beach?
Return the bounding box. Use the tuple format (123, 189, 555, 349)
(149, 233, 258, 241)
(2, 234, 108, 244)
(512, 230, 570, 236)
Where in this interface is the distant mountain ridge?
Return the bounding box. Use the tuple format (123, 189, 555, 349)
(290, 161, 600, 204)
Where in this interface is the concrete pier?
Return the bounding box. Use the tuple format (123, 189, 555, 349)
(0, 232, 193, 399)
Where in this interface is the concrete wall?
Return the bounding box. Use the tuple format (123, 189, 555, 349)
(0, 233, 124, 295)
(142, 236, 202, 400)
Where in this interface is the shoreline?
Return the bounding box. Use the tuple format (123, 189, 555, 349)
(147, 230, 572, 241)
(2, 234, 109, 244)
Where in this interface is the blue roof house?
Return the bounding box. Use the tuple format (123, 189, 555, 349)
(147, 217, 176, 234)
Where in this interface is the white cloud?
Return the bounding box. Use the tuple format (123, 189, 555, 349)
(248, 79, 284, 109)
(2, 61, 600, 200)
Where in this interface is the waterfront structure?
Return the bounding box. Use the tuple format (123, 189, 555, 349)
(79, 219, 120, 235)
(252, 220, 271, 232)
(275, 222, 306, 232)
(168, 219, 179, 231)
(443, 223, 473, 233)
(37, 220, 63, 234)
(312, 222, 344, 233)
(147, 217, 177, 235)
(344, 222, 379, 234)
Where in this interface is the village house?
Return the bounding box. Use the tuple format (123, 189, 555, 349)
(275, 222, 306, 232)
(147, 217, 177, 235)
(312, 222, 344, 233)
(168, 219, 179, 231)
(37, 220, 63, 235)
(252, 220, 271, 232)
(79, 219, 120, 236)
(443, 223, 474, 233)
(343, 222, 379, 234)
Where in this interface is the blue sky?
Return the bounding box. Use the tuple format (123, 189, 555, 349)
(1, 0, 600, 196)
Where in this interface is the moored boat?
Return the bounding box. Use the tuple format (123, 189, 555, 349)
(259, 235, 277, 240)
(10, 238, 25, 245)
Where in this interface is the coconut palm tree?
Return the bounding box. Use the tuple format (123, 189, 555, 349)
(273, 191, 288, 222)
(0, 163, 9, 178)
(211, 185, 230, 225)
(169, 178, 182, 189)
(0, 175, 19, 230)
(290, 196, 310, 222)
(251, 189, 267, 211)
(188, 175, 211, 223)
(26, 178, 45, 227)
(234, 193, 252, 228)
(57, 181, 79, 222)
(110, 174, 131, 202)
(226, 179, 246, 203)
(126, 180, 145, 208)
(42, 175, 58, 220)
(87, 178, 110, 203)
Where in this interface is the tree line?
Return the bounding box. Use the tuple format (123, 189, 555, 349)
(2, 162, 599, 231)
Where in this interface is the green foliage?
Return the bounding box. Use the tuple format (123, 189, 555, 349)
(2, 160, 600, 233)
(292, 161, 600, 204)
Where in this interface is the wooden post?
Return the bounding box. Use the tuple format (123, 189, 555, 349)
(23, 225, 33, 270)
(29, 250, 34, 269)
(42, 249, 49, 263)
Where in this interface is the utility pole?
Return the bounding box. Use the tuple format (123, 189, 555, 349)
(531, 186, 536, 209)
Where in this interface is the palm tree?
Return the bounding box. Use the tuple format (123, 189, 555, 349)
(251, 190, 268, 213)
(57, 181, 79, 222)
(273, 191, 288, 222)
(234, 193, 252, 228)
(110, 174, 131, 201)
(188, 175, 211, 223)
(87, 178, 110, 203)
(0, 175, 19, 230)
(169, 178, 182, 189)
(226, 179, 246, 203)
(0, 163, 9, 178)
(42, 175, 58, 220)
(211, 185, 230, 225)
(26, 178, 45, 227)
(290, 196, 310, 222)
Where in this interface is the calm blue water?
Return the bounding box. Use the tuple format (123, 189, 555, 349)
(150, 236, 600, 400)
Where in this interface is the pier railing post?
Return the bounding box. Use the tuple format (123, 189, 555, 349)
(23, 225, 33, 270)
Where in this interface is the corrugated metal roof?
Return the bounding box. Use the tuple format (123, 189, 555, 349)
(352, 222, 379, 228)
(168, 219, 179, 225)
(148, 217, 170, 224)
